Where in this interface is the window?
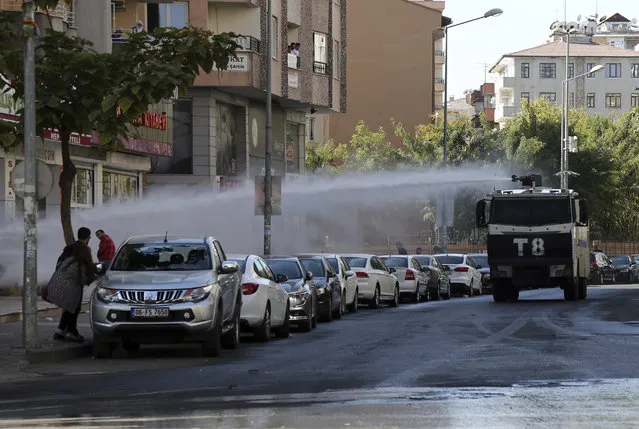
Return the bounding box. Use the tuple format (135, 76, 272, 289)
(605, 63, 622, 78)
(632, 93, 639, 108)
(568, 62, 574, 79)
(605, 93, 622, 108)
(520, 92, 530, 103)
(587, 93, 596, 108)
(313, 32, 328, 74)
(521, 63, 529, 78)
(111, 243, 211, 272)
(270, 16, 278, 59)
(569, 92, 575, 107)
(539, 63, 556, 79)
(71, 167, 93, 208)
(586, 63, 596, 78)
(540, 92, 557, 103)
(147, 2, 188, 31)
(632, 64, 639, 78)
(308, 117, 315, 141)
(103, 171, 138, 205)
(333, 40, 341, 79)
(490, 197, 572, 226)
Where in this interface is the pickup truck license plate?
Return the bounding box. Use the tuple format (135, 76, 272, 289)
(131, 308, 169, 319)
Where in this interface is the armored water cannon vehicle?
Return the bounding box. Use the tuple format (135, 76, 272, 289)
(476, 173, 590, 302)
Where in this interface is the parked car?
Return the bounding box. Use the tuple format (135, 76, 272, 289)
(90, 235, 242, 359)
(265, 257, 318, 332)
(341, 254, 400, 309)
(434, 254, 483, 297)
(590, 252, 616, 284)
(609, 255, 639, 284)
(298, 256, 344, 321)
(379, 255, 429, 303)
(411, 254, 451, 300)
(228, 254, 291, 341)
(467, 253, 491, 294)
(299, 254, 359, 312)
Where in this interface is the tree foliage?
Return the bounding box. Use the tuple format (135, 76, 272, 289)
(0, 13, 238, 244)
(307, 99, 639, 241)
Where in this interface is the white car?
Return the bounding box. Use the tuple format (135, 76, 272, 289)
(341, 254, 400, 309)
(299, 254, 359, 312)
(228, 255, 291, 341)
(379, 255, 429, 303)
(434, 254, 483, 297)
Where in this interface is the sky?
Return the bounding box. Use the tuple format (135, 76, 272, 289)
(444, 0, 639, 99)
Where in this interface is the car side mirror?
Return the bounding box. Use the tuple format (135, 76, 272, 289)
(388, 267, 397, 274)
(305, 270, 314, 281)
(95, 262, 104, 274)
(345, 270, 355, 278)
(276, 273, 289, 283)
(219, 261, 239, 275)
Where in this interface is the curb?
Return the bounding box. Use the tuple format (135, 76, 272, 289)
(24, 342, 93, 364)
(0, 302, 90, 325)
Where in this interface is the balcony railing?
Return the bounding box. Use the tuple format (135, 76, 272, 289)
(233, 36, 261, 53)
(0, 0, 75, 26)
(435, 78, 445, 84)
(435, 49, 445, 57)
(313, 61, 328, 75)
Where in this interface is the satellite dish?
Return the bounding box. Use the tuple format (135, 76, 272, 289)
(10, 160, 55, 200)
(550, 20, 560, 30)
(567, 21, 579, 31)
(577, 14, 582, 22)
(599, 15, 608, 24)
(632, 18, 638, 26)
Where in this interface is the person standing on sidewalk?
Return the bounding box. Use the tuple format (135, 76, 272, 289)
(47, 227, 97, 342)
(96, 229, 116, 271)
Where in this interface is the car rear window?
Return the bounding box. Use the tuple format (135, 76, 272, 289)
(299, 258, 325, 277)
(266, 260, 303, 280)
(413, 256, 431, 266)
(436, 255, 464, 265)
(343, 257, 367, 268)
(327, 258, 339, 272)
(380, 257, 408, 268)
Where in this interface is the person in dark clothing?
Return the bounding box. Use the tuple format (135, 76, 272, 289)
(54, 227, 97, 342)
(415, 247, 423, 255)
(396, 241, 408, 255)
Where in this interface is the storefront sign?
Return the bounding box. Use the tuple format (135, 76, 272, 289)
(213, 54, 250, 72)
(132, 111, 168, 131)
(122, 138, 173, 157)
(5, 157, 15, 201)
(42, 129, 93, 147)
(219, 176, 245, 191)
(286, 145, 294, 161)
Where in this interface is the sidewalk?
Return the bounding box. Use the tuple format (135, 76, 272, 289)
(0, 285, 94, 324)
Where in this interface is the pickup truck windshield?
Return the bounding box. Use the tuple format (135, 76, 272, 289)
(491, 197, 572, 226)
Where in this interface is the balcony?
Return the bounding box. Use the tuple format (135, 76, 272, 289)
(499, 76, 516, 89)
(435, 77, 445, 92)
(484, 107, 495, 122)
(501, 105, 517, 118)
(208, 0, 259, 6)
(434, 49, 445, 64)
(0, 0, 75, 26)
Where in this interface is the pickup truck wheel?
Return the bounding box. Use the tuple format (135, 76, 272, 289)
(274, 302, 291, 338)
(254, 305, 271, 342)
(222, 302, 241, 349)
(202, 307, 222, 357)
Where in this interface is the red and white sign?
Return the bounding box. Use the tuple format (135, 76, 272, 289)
(132, 111, 168, 131)
(121, 137, 172, 157)
(42, 129, 93, 147)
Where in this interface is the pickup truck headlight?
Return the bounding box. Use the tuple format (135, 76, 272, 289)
(183, 285, 213, 303)
(96, 287, 119, 303)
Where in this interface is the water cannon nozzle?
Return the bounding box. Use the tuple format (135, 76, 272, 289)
(512, 174, 543, 187)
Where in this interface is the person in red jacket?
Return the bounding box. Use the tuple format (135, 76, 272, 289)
(96, 229, 116, 270)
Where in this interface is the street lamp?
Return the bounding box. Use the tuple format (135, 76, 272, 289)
(432, 8, 503, 251)
(559, 64, 603, 188)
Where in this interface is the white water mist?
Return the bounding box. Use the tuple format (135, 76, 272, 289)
(0, 166, 512, 287)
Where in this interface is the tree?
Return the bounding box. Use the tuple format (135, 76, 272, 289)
(0, 6, 238, 244)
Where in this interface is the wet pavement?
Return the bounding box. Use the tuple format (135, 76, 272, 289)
(1, 285, 639, 428)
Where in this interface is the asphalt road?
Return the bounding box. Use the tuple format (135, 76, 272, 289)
(2, 285, 639, 428)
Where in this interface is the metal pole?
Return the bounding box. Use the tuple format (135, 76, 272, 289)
(263, 0, 272, 257)
(564, 34, 570, 190)
(22, 0, 38, 349)
(441, 27, 449, 253)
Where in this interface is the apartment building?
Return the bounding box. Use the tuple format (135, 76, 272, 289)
(466, 83, 496, 126)
(0, 1, 157, 223)
(311, 0, 445, 146)
(81, 0, 343, 190)
(489, 38, 639, 127)
(591, 13, 639, 50)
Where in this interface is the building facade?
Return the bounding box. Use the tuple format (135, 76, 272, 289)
(0, 2, 163, 223)
(490, 39, 639, 126)
(102, 0, 346, 189)
(310, 0, 444, 146)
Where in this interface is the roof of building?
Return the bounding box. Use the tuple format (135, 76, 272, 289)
(600, 13, 631, 24)
(490, 39, 639, 72)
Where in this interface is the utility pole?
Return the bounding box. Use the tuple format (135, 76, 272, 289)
(263, 0, 272, 257)
(22, 0, 38, 349)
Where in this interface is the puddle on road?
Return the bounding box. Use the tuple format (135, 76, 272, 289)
(2, 379, 639, 428)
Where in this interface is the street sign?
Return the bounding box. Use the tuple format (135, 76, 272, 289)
(10, 160, 54, 200)
(254, 175, 282, 216)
